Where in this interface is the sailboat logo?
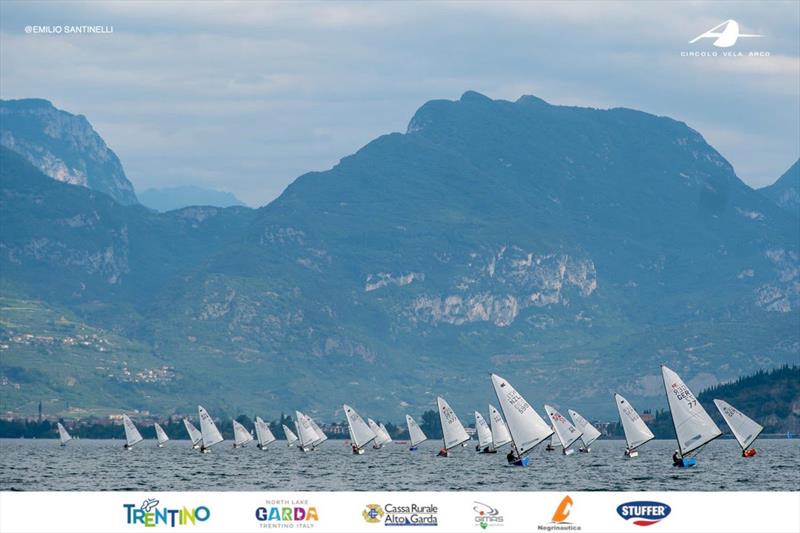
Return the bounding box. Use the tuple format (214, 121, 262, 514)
(689, 20, 762, 48)
(551, 495, 574, 524)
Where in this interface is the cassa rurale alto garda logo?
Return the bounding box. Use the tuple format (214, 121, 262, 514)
(363, 502, 438, 526)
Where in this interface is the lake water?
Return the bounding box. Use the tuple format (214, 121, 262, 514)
(1, 438, 797, 491)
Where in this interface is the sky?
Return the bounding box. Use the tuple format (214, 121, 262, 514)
(1, 1, 798, 207)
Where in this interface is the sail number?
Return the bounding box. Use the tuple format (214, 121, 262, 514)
(671, 383, 697, 408)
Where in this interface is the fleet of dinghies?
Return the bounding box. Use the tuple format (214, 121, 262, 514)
(53, 366, 766, 467)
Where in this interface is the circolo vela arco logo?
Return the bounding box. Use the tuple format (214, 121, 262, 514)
(616, 501, 671, 526)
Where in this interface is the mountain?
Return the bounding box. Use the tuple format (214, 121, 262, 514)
(1, 92, 798, 421)
(0, 98, 138, 205)
(760, 160, 800, 218)
(139, 185, 246, 212)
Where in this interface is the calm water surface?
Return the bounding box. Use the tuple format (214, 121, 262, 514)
(1, 438, 797, 491)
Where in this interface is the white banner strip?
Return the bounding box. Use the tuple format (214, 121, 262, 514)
(0, 491, 798, 533)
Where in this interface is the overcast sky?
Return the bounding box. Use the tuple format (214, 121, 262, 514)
(1, 1, 798, 206)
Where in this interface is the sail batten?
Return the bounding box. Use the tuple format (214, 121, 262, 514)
(437, 396, 470, 451)
(490, 374, 553, 456)
(714, 399, 763, 451)
(661, 365, 721, 456)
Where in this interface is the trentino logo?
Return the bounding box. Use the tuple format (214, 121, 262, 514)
(123, 499, 210, 528)
(537, 495, 580, 532)
(473, 501, 503, 529)
(689, 20, 762, 48)
(255, 500, 319, 529)
(617, 501, 671, 527)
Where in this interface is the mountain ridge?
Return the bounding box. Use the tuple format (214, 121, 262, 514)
(1, 92, 797, 421)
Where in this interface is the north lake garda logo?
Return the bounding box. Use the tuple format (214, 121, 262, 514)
(616, 501, 671, 527)
(537, 495, 580, 532)
(123, 499, 210, 528)
(255, 499, 319, 529)
(362, 503, 438, 526)
(473, 501, 504, 529)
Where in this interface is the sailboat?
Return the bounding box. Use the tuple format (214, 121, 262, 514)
(490, 374, 553, 466)
(614, 393, 654, 458)
(198, 405, 224, 453)
(282, 423, 298, 447)
(568, 409, 601, 453)
(183, 419, 202, 449)
(436, 396, 470, 457)
(367, 418, 388, 449)
(154, 423, 169, 447)
(254, 417, 276, 450)
(232, 419, 253, 448)
(294, 411, 318, 452)
(661, 365, 722, 467)
(122, 414, 144, 450)
(405, 414, 428, 451)
(344, 404, 377, 454)
(308, 416, 328, 448)
(57, 422, 72, 447)
(544, 405, 582, 455)
(488, 404, 512, 451)
(474, 411, 496, 453)
(713, 399, 763, 458)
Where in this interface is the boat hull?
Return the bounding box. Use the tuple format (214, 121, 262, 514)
(409, 446, 418, 452)
(674, 457, 697, 468)
(563, 448, 575, 456)
(512, 457, 530, 467)
(743, 448, 757, 458)
(625, 450, 639, 458)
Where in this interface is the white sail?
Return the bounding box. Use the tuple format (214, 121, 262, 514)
(307, 416, 328, 446)
(475, 411, 493, 449)
(282, 423, 298, 445)
(488, 404, 512, 449)
(57, 422, 72, 445)
(437, 397, 470, 450)
(255, 417, 276, 448)
(367, 418, 388, 446)
(548, 430, 561, 448)
(568, 409, 601, 448)
(345, 405, 376, 449)
(379, 423, 393, 443)
(713, 399, 763, 451)
(545, 405, 582, 449)
(661, 365, 721, 456)
(198, 405, 224, 449)
(154, 423, 169, 446)
(232, 419, 253, 447)
(183, 419, 202, 446)
(122, 414, 144, 448)
(294, 411, 318, 449)
(614, 393, 654, 450)
(405, 414, 428, 447)
(490, 374, 553, 456)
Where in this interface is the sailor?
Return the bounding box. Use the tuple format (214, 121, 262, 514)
(437, 448, 448, 457)
(672, 450, 681, 466)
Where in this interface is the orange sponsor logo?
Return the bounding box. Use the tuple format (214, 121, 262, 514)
(551, 495, 573, 523)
